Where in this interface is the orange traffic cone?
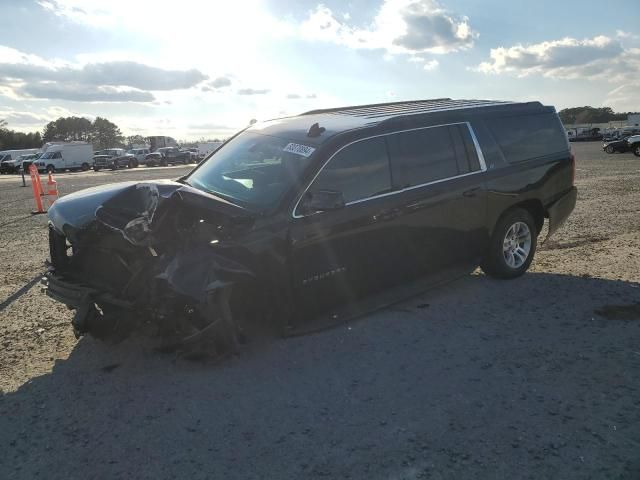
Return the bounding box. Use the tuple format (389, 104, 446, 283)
(29, 164, 46, 215)
(47, 172, 58, 207)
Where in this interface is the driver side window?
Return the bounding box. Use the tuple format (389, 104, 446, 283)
(308, 136, 392, 204)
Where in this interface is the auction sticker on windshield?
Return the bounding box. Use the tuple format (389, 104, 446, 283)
(283, 143, 316, 158)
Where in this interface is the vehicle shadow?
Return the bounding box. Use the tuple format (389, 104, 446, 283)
(1, 272, 639, 480)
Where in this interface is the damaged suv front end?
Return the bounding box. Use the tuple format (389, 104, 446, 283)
(44, 130, 312, 353)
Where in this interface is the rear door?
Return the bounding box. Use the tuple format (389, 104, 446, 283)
(289, 136, 398, 315)
(384, 123, 487, 278)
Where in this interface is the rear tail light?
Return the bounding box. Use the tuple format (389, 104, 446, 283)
(570, 151, 576, 185)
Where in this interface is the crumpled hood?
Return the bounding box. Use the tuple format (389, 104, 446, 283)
(48, 179, 252, 244)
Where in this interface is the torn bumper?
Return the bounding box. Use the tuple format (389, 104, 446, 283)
(547, 186, 577, 238)
(43, 270, 134, 338)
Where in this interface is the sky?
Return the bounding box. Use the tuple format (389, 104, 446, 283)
(0, 0, 638, 140)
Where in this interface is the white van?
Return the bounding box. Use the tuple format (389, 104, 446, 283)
(32, 143, 93, 173)
(0, 149, 41, 174)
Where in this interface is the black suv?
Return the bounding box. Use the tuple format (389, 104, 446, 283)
(44, 99, 577, 353)
(144, 147, 191, 166)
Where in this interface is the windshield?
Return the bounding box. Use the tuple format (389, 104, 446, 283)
(41, 151, 57, 159)
(187, 132, 316, 211)
(0, 154, 8, 162)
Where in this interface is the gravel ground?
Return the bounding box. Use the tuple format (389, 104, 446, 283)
(1, 144, 639, 479)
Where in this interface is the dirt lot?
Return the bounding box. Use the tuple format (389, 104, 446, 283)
(1, 144, 639, 479)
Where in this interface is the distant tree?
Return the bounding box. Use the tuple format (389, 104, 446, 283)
(125, 135, 148, 148)
(43, 116, 92, 142)
(0, 121, 42, 150)
(559, 106, 630, 124)
(91, 117, 123, 149)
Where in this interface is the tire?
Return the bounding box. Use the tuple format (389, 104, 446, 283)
(111, 160, 119, 171)
(81, 163, 90, 171)
(160, 159, 168, 167)
(93, 167, 100, 172)
(633, 145, 640, 157)
(605, 145, 615, 154)
(481, 207, 537, 279)
(46, 165, 55, 174)
(128, 159, 136, 169)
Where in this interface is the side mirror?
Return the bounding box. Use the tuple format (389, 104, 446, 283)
(301, 189, 345, 213)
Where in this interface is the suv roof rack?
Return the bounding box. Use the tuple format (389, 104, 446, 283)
(301, 98, 514, 120)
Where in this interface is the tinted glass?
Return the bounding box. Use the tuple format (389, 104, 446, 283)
(388, 125, 458, 187)
(487, 113, 569, 163)
(308, 137, 391, 204)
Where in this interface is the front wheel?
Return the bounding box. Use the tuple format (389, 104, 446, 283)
(605, 145, 615, 154)
(481, 208, 537, 279)
(46, 165, 55, 174)
(633, 145, 640, 157)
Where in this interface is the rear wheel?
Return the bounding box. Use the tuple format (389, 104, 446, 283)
(81, 162, 90, 171)
(128, 159, 136, 168)
(93, 167, 101, 172)
(605, 145, 615, 154)
(481, 208, 537, 279)
(633, 145, 640, 157)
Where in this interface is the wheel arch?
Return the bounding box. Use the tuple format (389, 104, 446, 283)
(496, 199, 545, 237)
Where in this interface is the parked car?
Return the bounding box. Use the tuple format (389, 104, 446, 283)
(43, 98, 576, 354)
(126, 148, 151, 164)
(626, 135, 640, 157)
(186, 148, 199, 163)
(144, 147, 190, 166)
(0, 152, 40, 174)
(602, 136, 631, 154)
(93, 148, 136, 171)
(31, 143, 93, 173)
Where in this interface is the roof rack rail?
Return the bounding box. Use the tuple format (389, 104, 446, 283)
(301, 98, 514, 120)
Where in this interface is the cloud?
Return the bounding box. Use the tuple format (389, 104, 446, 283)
(201, 76, 233, 92)
(0, 45, 207, 102)
(209, 76, 232, 88)
(21, 83, 155, 102)
(78, 62, 207, 90)
(423, 59, 439, 71)
(475, 35, 639, 82)
(392, 1, 475, 53)
(285, 93, 318, 100)
(604, 83, 640, 112)
(300, 0, 476, 57)
(0, 110, 50, 125)
(237, 88, 270, 95)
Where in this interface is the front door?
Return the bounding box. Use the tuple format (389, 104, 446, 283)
(289, 136, 398, 317)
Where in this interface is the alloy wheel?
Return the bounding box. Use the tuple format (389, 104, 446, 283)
(502, 221, 532, 268)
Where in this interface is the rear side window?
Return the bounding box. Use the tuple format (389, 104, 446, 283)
(308, 137, 391, 204)
(387, 124, 480, 188)
(487, 113, 568, 163)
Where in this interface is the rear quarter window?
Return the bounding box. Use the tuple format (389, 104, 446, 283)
(487, 113, 569, 163)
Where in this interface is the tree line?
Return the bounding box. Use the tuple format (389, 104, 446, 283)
(0, 116, 136, 151)
(0, 120, 42, 150)
(42, 116, 124, 150)
(558, 106, 636, 125)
